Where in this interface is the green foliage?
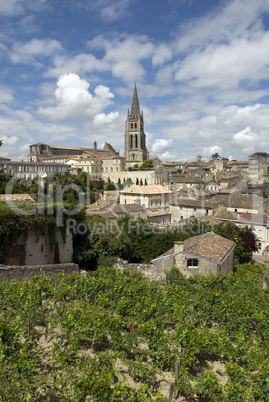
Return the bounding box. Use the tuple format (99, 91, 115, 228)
(105, 182, 116, 191)
(1, 265, 269, 399)
(214, 222, 258, 264)
(139, 159, 154, 170)
(211, 152, 220, 159)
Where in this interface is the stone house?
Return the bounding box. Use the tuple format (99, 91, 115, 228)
(151, 232, 235, 278)
(169, 195, 219, 223)
(146, 209, 171, 226)
(119, 185, 172, 210)
(86, 203, 147, 221)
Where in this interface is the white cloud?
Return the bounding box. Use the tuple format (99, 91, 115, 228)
(93, 112, 119, 126)
(10, 39, 62, 65)
(100, 0, 131, 21)
(45, 53, 107, 78)
(175, 0, 269, 53)
(87, 34, 154, 84)
(175, 32, 269, 89)
(0, 0, 46, 16)
(231, 127, 269, 156)
(0, 86, 14, 104)
(0, 0, 25, 16)
(152, 44, 172, 67)
(38, 73, 116, 121)
(151, 138, 173, 154)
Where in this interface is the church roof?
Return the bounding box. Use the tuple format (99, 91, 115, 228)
(131, 84, 140, 116)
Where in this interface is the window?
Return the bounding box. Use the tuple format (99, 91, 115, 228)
(179, 207, 183, 211)
(187, 259, 199, 268)
(180, 216, 184, 220)
(193, 208, 197, 213)
(111, 167, 113, 172)
(116, 167, 118, 172)
(234, 209, 237, 212)
(258, 229, 263, 238)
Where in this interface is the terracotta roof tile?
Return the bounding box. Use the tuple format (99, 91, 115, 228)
(183, 232, 235, 263)
(216, 210, 268, 225)
(120, 185, 172, 195)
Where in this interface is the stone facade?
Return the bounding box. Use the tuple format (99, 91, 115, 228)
(0, 160, 67, 180)
(120, 185, 172, 210)
(248, 154, 268, 181)
(5, 228, 73, 266)
(124, 84, 149, 169)
(151, 233, 235, 278)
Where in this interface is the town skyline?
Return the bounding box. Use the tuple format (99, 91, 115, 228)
(1, 0, 269, 162)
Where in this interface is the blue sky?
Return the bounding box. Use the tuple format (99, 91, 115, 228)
(1, 0, 269, 162)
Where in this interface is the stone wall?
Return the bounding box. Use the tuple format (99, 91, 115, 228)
(0, 263, 79, 282)
(114, 259, 166, 283)
(5, 228, 73, 266)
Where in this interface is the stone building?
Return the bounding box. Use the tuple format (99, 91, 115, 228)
(151, 232, 235, 277)
(29, 141, 119, 163)
(124, 84, 149, 169)
(248, 153, 268, 181)
(120, 185, 172, 210)
(0, 160, 68, 179)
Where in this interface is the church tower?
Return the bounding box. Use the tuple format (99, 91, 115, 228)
(124, 84, 149, 168)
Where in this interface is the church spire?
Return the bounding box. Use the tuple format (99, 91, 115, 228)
(131, 83, 140, 117)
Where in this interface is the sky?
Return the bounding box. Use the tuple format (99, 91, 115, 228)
(1, 0, 269, 162)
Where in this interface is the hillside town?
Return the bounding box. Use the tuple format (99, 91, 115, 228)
(1, 85, 269, 280)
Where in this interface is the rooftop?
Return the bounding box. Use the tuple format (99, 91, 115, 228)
(183, 232, 235, 263)
(157, 232, 235, 263)
(120, 185, 172, 195)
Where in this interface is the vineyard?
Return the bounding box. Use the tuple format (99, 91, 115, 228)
(1, 264, 269, 401)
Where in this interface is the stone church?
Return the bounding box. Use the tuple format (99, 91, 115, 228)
(28, 84, 150, 170)
(124, 84, 149, 169)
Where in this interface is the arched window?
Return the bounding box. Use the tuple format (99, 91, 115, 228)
(135, 134, 138, 148)
(131, 123, 133, 129)
(133, 154, 135, 161)
(135, 123, 137, 128)
(130, 135, 133, 149)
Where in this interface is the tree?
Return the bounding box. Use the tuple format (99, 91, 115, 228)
(105, 182, 116, 191)
(211, 153, 220, 160)
(213, 223, 258, 264)
(139, 160, 154, 170)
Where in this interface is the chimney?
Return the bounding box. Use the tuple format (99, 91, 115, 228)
(93, 141, 97, 155)
(174, 241, 184, 254)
